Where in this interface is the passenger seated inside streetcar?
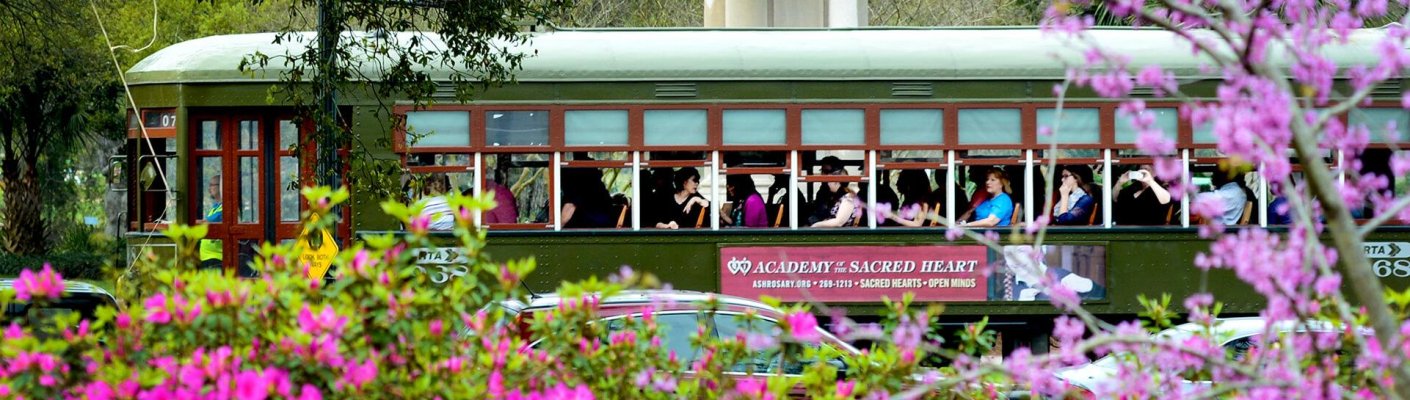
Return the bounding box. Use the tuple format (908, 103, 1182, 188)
(560, 167, 614, 228)
(934, 168, 970, 225)
(961, 168, 1013, 228)
(807, 156, 844, 226)
(958, 166, 991, 222)
(722, 174, 769, 228)
(860, 171, 899, 226)
(483, 155, 520, 224)
(810, 157, 861, 228)
(1113, 165, 1174, 226)
(1197, 165, 1250, 225)
(885, 170, 933, 227)
(653, 167, 709, 229)
(1053, 165, 1098, 226)
(640, 168, 675, 228)
(418, 173, 455, 231)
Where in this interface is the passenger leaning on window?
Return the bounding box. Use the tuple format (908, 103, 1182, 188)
(1053, 165, 1097, 225)
(1113, 165, 1173, 225)
(810, 158, 860, 228)
(961, 168, 1013, 228)
(886, 169, 933, 227)
(653, 167, 708, 229)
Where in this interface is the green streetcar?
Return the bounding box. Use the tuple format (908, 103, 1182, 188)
(118, 27, 1410, 349)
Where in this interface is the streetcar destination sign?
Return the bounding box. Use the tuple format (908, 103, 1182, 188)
(1364, 242, 1410, 259)
(1364, 242, 1410, 278)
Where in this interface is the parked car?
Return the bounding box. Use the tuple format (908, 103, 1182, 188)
(1053, 317, 1373, 398)
(497, 290, 859, 376)
(1, 279, 120, 326)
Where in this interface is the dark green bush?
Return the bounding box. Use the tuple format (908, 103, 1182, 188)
(0, 251, 108, 280)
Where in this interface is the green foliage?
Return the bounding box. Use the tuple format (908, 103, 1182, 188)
(0, 252, 109, 281)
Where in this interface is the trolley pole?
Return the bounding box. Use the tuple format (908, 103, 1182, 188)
(315, 0, 342, 243)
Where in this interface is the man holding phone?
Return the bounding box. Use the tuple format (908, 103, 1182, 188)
(1113, 165, 1173, 225)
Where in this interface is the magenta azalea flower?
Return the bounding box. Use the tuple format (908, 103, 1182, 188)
(14, 264, 64, 302)
(784, 311, 821, 344)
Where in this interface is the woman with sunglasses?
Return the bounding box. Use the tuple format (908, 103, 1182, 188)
(1053, 165, 1097, 225)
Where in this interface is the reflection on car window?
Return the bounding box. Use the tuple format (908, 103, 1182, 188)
(604, 312, 702, 364)
(712, 314, 827, 375)
(1223, 336, 1257, 362)
(713, 314, 779, 373)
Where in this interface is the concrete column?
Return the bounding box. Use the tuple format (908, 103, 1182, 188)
(704, 0, 726, 27)
(773, 0, 824, 27)
(725, 0, 770, 27)
(827, 0, 868, 27)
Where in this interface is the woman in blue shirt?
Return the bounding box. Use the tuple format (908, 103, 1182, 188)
(961, 168, 1013, 228)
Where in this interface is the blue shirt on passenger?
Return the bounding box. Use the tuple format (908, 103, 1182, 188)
(974, 192, 1013, 227)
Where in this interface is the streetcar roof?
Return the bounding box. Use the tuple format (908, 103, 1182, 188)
(126, 27, 1393, 85)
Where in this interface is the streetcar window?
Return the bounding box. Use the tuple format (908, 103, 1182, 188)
(802, 109, 865, 145)
(562, 152, 632, 229)
(1037, 108, 1101, 145)
(958, 109, 1021, 145)
(238, 120, 259, 150)
(644, 110, 707, 146)
(406, 111, 471, 148)
(238, 157, 259, 223)
(876, 168, 945, 227)
(723, 109, 786, 145)
(1194, 119, 1217, 145)
(565, 110, 628, 146)
(199, 120, 221, 150)
(279, 154, 299, 222)
(486, 111, 548, 147)
(1350, 108, 1408, 143)
(197, 158, 223, 223)
(1115, 107, 1178, 149)
(880, 109, 943, 146)
(486, 153, 550, 226)
(277, 120, 300, 223)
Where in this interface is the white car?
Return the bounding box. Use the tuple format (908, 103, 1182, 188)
(1053, 317, 1373, 398)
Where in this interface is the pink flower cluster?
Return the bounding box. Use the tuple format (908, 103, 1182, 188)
(13, 264, 64, 302)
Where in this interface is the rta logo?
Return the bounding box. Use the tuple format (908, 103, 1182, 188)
(726, 257, 753, 276)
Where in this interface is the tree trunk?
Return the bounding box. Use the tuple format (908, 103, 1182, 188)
(2, 162, 45, 255)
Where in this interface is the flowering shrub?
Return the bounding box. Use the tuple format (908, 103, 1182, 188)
(0, 188, 979, 399)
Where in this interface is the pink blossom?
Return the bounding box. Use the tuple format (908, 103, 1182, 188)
(4, 322, 22, 341)
(783, 311, 821, 344)
(1025, 215, 1049, 235)
(144, 293, 172, 325)
(944, 226, 964, 241)
(409, 214, 431, 235)
(298, 305, 349, 337)
(1313, 274, 1342, 296)
(739, 331, 778, 351)
(342, 358, 377, 389)
(14, 264, 65, 302)
(233, 370, 269, 400)
(836, 380, 856, 397)
(734, 377, 770, 399)
(297, 384, 322, 400)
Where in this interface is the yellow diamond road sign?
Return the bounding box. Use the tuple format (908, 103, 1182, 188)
(296, 222, 339, 280)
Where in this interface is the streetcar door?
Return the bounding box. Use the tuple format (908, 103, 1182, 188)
(190, 113, 279, 275)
